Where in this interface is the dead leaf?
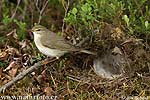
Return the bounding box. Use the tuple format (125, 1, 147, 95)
(3, 61, 19, 77)
(111, 27, 124, 40)
(112, 46, 122, 55)
(8, 66, 18, 77)
(6, 46, 21, 56)
(43, 87, 54, 96)
(36, 70, 47, 84)
(0, 51, 8, 61)
(3, 61, 16, 72)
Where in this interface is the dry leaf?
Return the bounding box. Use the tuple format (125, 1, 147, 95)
(43, 87, 54, 96)
(0, 51, 8, 61)
(112, 46, 122, 55)
(3, 61, 16, 72)
(3, 61, 19, 77)
(8, 66, 18, 77)
(111, 27, 124, 40)
(6, 46, 21, 56)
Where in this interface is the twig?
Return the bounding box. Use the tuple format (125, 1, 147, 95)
(11, 0, 21, 20)
(92, 87, 103, 99)
(50, 71, 57, 89)
(76, 36, 90, 47)
(0, 62, 41, 93)
(67, 75, 91, 85)
(61, 0, 70, 34)
(37, 0, 49, 24)
(0, 58, 56, 93)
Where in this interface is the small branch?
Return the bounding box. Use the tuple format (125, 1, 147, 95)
(76, 36, 90, 47)
(38, 0, 49, 24)
(0, 62, 41, 93)
(11, 0, 21, 20)
(0, 58, 56, 93)
(62, 0, 70, 34)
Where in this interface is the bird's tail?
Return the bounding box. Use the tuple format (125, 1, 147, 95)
(80, 50, 96, 55)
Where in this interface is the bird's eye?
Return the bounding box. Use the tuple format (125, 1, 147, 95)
(35, 29, 41, 31)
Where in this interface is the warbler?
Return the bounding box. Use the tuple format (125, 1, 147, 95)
(31, 25, 95, 58)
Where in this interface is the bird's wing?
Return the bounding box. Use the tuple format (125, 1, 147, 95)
(41, 31, 78, 51)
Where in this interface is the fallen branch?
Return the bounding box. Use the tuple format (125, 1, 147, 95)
(0, 58, 56, 93)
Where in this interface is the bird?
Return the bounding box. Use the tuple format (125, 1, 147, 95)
(31, 25, 95, 58)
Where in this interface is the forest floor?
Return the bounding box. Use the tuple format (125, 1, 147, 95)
(0, 0, 150, 100)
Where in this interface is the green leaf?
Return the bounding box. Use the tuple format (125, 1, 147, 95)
(2, 15, 11, 25)
(123, 15, 129, 26)
(145, 21, 149, 29)
(81, 3, 91, 12)
(72, 8, 78, 15)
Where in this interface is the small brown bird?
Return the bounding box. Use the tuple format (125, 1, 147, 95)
(31, 25, 95, 58)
